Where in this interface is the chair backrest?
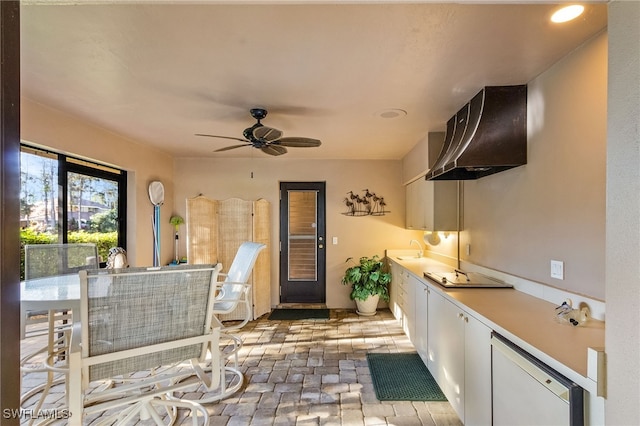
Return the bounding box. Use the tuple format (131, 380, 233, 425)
(79, 264, 222, 382)
(224, 242, 267, 284)
(25, 243, 99, 280)
(218, 242, 266, 301)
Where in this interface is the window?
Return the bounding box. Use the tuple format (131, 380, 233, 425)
(20, 144, 127, 275)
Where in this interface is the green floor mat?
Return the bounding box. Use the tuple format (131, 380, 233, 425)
(268, 309, 330, 320)
(367, 352, 448, 401)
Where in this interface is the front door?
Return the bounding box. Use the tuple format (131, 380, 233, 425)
(279, 182, 326, 303)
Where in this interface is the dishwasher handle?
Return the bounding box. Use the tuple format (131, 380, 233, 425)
(491, 332, 585, 426)
(491, 335, 570, 401)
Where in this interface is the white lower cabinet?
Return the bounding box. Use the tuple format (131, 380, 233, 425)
(464, 307, 492, 425)
(427, 288, 492, 425)
(390, 267, 428, 363)
(392, 262, 598, 425)
(389, 263, 403, 320)
(427, 289, 465, 417)
(390, 264, 414, 338)
(413, 278, 429, 363)
(403, 273, 416, 341)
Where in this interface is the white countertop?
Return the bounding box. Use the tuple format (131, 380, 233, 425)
(387, 253, 605, 393)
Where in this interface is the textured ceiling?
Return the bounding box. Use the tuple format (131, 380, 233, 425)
(20, 2, 608, 159)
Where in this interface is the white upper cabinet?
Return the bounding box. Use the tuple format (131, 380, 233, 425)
(405, 178, 459, 231)
(403, 132, 460, 231)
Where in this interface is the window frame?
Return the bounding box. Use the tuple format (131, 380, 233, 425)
(20, 143, 127, 250)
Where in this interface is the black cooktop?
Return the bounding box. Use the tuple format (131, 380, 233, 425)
(424, 270, 513, 288)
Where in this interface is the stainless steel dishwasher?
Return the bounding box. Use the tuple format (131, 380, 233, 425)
(491, 332, 584, 426)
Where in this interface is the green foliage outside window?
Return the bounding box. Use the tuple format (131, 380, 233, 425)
(19, 228, 117, 280)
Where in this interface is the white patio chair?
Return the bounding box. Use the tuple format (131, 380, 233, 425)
(20, 243, 99, 414)
(171, 242, 265, 405)
(68, 264, 232, 425)
(211, 241, 267, 331)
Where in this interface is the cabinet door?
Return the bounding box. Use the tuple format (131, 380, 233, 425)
(406, 178, 459, 231)
(464, 312, 492, 426)
(405, 179, 426, 229)
(427, 290, 465, 420)
(401, 270, 415, 339)
(389, 263, 402, 320)
(413, 280, 428, 363)
(397, 270, 407, 328)
(405, 181, 417, 229)
(430, 180, 459, 231)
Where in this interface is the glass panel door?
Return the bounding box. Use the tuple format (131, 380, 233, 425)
(279, 182, 326, 303)
(288, 190, 318, 281)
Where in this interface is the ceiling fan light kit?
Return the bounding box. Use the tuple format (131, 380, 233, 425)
(196, 108, 321, 156)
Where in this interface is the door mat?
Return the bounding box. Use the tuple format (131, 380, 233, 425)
(268, 309, 330, 320)
(367, 352, 448, 401)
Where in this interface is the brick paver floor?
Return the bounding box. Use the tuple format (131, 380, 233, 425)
(20, 309, 461, 425)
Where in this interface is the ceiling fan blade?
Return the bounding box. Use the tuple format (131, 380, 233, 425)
(214, 143, 251, 152)
(261, 145, 287, 156)
(274, 137, 322, 148)
(195, 134, 248, 143)
(252, 126, 283, 142)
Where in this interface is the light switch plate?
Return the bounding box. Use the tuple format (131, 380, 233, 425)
(551, 260, 564, 280)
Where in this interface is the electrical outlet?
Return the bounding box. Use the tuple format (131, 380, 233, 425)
(551, 260, 564, 280)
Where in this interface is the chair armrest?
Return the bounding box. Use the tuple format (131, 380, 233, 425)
(214, 281, 252, 301)
(70, 321, 82, 355)
(68, 322, 84, 419)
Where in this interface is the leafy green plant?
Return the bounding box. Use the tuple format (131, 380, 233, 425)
(170, 215, 184, 231)
(341, 255, 391, 302)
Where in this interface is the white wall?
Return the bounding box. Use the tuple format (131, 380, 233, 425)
(172, 157, 423, 309)
(16, 5, 640, 421)
(20, 98, 176, 267)
(605, 1, 640, 423)
(427, 31, 608, 301)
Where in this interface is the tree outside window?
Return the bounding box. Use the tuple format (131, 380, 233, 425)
(20, 145, 127, 278)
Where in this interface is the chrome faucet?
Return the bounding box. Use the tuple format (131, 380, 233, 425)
(410, 239, 423, 258)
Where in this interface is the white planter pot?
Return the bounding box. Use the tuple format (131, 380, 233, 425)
(355, 294, 380, 316)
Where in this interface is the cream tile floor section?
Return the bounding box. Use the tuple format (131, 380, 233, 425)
(21, 309, 461, 425)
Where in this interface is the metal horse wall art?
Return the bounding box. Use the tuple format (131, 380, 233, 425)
(343, 189, 389, 216)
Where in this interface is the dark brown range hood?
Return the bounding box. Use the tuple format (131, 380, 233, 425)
(426, 85, 527, 181)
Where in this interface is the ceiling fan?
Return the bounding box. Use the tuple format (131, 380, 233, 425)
(196, 108, 321, 156)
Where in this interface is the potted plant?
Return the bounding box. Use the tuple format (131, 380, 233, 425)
(341, 255, 391, 316)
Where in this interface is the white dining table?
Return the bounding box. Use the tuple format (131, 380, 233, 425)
(20, 274, 82, 340)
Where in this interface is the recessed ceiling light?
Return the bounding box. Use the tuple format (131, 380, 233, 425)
(551, 5, 585, 23)
(376, 108, 407, 119)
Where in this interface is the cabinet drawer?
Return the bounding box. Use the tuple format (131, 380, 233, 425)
(397, 288, 407, 308)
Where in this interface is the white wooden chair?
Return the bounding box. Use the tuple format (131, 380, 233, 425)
(68, 264, 234, 425)
(21, 243, 99, 415)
